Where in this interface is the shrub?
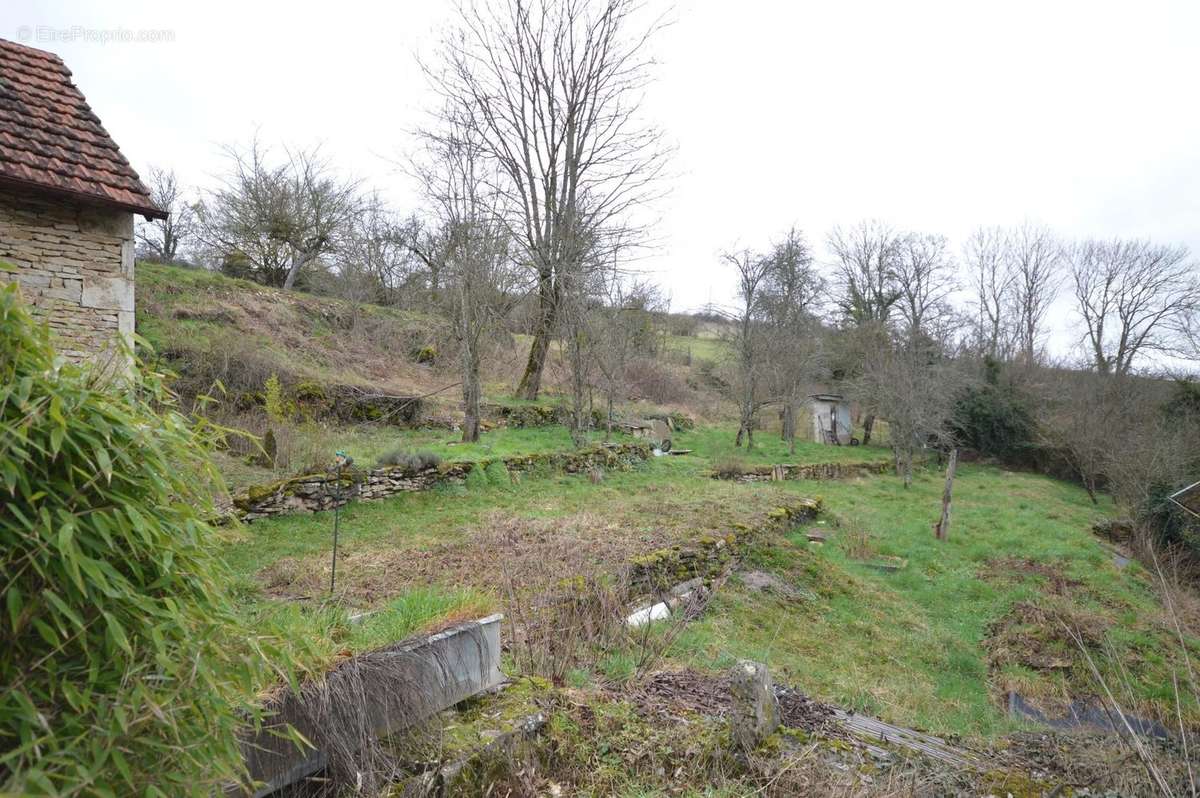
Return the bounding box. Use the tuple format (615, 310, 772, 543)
(624, 357, 690, 404)
(376, 448, 442, 470)
(0, 283, 267, 795)
(413, 345, 437, 365)
(951, 358, 1035, 460)
(484, 460, 512, 487)
(263, 372, 290, 423)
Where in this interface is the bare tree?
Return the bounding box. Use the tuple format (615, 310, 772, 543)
(336, 204, 427, 309)
(593, 277, 662, 440)
(760, 227, 823, 454)
(558, 264, 602, 447)
(1007, 221, 1062, 364)
(860, 337, 962, 487)
(720, 247, 774, 448)
(894, 231, 957, 342)
(1069, 238, 1199, 376)
(197, 137, 361, 289)
(827, 220, 903, 326)
(828, 220, 903, 444)
(962, 226, 1016, 359)
(415, 113, 521, 442)
(426, 0, 671, 400)
(135, 166, 196, 263)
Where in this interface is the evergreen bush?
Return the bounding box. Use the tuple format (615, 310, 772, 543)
(0, 283, 265, 796)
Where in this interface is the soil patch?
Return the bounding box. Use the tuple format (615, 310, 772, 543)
(261, 511, 659, 603)
(984, 598, 1109, 673)
(977, 557, 1082, 596)
(623, 669, 841, 738)
(627, 669, 732, 719)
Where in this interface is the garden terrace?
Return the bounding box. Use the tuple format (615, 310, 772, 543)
(227, 428, 1198, 747)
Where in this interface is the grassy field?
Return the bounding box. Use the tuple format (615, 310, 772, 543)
(668, 465, 1198, 738)
(221, 421, 1199, 740)
(662, 332, 728, 364)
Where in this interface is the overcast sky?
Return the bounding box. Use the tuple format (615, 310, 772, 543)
(8, 0, 1200, 363)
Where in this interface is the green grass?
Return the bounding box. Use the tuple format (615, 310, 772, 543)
(243, 586, 494, 685)
(217, 423, 641, 492)
(662, 333, 728, 364)
(669, 463, 1198, 739)
(219, 422, 1198, 740)
(670, 424, 894, 466)
(334, 424, 637, 467)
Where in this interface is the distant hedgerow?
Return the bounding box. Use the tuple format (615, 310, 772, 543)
(0, 282, 267, 796)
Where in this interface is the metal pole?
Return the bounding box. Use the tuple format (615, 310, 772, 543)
(330, 461, 341, 594)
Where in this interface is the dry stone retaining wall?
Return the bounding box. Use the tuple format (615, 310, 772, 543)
(629, 500, 822, 591)
(234, 442, 652, 521)
(717, 461, 892, 482)
(0, 187, 135, 362)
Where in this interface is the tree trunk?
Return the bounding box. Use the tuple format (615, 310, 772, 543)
(934, 448, 958, 540)
(282, 250, 317, 290)
(461, 350, 481, 443)
(862, 414, 876, 446)
(516, 268, 556, 400)
(605, 395, 613, 442)
(902, 449, 913, 488)
(783, 403, 797, 456)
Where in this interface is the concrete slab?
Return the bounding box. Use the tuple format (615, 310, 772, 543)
(228, 614, 505, 797)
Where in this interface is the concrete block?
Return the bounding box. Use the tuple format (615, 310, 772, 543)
(229, 614, 506, 797)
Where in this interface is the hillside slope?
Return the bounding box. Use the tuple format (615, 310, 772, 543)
(136, 262, 449, 401)
(135, 262, 729, 420)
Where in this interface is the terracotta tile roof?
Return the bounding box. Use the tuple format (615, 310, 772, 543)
(0, 38, 165, 219)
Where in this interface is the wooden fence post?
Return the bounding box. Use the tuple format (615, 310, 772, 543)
(934, 448, 958, 541)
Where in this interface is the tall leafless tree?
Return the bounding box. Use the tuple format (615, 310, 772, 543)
(894, 231, 957, 342)
(1069, 238, 1199, 376)
(962, 226, 1016, 359)
(827, 220, 903, 326)
(760, 227, 823, 453)
(828, 220, 904, 444)
(415, 112, 521, 442)
(720, 247, 774, 448)
(426, 0, 671, 400)
(135, 166, 196, 263)
(197, 137, 361, 289)
(859, 333, 962, 488)
(593, 277, 662, 440)
(1007, 221, 1062, 364)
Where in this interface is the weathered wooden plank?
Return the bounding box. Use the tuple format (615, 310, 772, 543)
(831, 709, 982, 769)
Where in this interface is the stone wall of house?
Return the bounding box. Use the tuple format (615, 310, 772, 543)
(0, 186, 136, 362)
(232, 442, 653, 522)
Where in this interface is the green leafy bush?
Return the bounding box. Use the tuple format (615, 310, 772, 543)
(0, 284, 265, 796)
(263, 372, 292, 423)
(951, 358, 1035, 460)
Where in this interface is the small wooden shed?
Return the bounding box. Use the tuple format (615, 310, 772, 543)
(810, 393, 852, 445)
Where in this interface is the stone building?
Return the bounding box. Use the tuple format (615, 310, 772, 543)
(0, 37, 164, 362)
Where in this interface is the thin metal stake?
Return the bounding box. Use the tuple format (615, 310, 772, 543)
(330, 461, 342, 594)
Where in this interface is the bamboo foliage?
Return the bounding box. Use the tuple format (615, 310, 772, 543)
(0, 281, 268, 796)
